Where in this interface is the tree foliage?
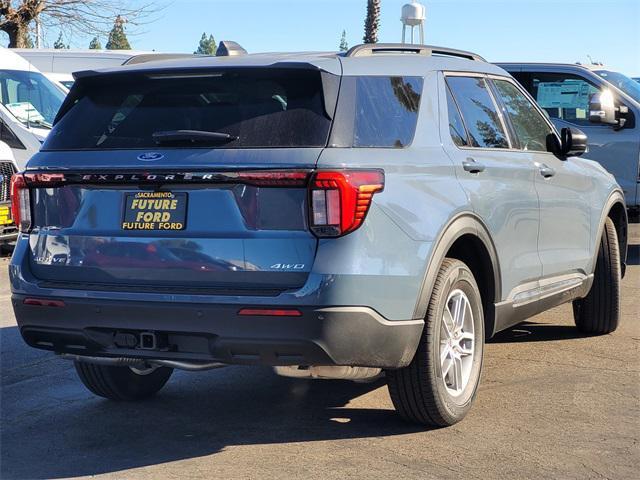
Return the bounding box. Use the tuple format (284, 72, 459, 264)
(0, 1, 158, 48)
(53, 30, 68, 48)
(363, 0, 380, 44)
(339, 30, 348, 52)
(194, 32, 216, 55)
(105, 15, 130, 50)
(88, 36, 101, 49)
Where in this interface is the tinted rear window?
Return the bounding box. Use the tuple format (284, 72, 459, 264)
(331, 76, 423, 148)
(43, 69, 332, 150)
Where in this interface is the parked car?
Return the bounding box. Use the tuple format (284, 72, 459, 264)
(12, 49, 199, 90)
(498, 62, 640, 214)
(0, 140, 18, 249)
(10, 43, 628, 426)
(0, 47, 66, 169)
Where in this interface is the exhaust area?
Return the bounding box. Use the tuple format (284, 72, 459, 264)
(274, 365, 383, 382)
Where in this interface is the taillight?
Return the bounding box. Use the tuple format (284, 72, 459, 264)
(309, 170, 384, 237)
(10, 173, 31, 232)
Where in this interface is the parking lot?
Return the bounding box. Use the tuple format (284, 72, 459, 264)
(1, 225, 638, 480)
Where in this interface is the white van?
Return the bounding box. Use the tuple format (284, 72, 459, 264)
(12, 49, 196, 90)
(0, 140, 18, 247)
(0, 47, 66, 169)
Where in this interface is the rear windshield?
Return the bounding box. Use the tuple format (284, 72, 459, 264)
(43, 68, 332, 150)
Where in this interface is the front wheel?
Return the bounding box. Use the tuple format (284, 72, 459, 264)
(74, 362, 173, 401)
(386, 258, 484, 427)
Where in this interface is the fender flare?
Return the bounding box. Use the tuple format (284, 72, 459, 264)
(412, 213, 502, 324)
(591, 190, 628, 277)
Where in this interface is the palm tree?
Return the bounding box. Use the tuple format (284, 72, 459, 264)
(363, 0, 381, 44)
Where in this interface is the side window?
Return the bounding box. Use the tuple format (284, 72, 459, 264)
(528, 72, 600, 126)
(445, 84, 468, 147)
(446, 76, 509, 149)
(493, 79, 552, 152)
(353, 76, 423, 148)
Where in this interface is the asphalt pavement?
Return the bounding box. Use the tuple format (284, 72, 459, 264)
(1, 226, 638, 480)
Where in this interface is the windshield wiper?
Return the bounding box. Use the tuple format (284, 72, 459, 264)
(152, 130, 238, 145)
(29, 119, 52, 130)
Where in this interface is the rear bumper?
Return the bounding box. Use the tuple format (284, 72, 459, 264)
(12, 295, 423, 369)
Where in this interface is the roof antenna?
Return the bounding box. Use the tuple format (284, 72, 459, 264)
(401, 1, 426, 44)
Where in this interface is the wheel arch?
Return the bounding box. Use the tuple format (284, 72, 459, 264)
(595, 191, 628, 278)
(413, 213, 502, 339)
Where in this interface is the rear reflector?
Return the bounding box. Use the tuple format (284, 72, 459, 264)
(238, 308, 302, 317)
(23, 298, 66, 307)
(309, 170, 384, 237)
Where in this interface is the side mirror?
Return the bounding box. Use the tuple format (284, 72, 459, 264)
(561, 127, 588, 157)
(589, 90, 627, 129)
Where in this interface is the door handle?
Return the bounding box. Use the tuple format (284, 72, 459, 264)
(462, 158, 486, 174)
(538, 164, 556, 178)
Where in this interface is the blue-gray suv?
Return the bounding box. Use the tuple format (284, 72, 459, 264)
(9, 43, 628, 426)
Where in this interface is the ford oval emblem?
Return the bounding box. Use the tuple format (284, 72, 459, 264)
(137, 152, 164, 161)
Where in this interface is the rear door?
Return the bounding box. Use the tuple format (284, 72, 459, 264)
(440, 73, 542, 298)
(26, 66, 337, 294)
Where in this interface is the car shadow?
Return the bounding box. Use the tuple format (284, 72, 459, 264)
(1, 326, 426, 479)
(488, 321, 589, 344)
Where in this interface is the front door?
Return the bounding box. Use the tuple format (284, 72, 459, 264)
(490, 76, 593, 278)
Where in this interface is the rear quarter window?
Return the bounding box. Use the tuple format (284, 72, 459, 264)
(331, 76, 423, 148)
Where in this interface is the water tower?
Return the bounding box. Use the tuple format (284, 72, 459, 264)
(401, 1, 426, 44)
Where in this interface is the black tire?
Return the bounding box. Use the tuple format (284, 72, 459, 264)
(573, 217, 621, 335)
(74, 362, 173, 401)
(386, 258, 484, 427)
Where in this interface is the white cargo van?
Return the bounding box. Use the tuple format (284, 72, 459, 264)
(12, 49, 196, 90)
(0, 47, 66, 169)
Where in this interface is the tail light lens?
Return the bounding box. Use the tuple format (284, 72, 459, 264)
(10, 173, 31, 232)
(309, 170, 384, 237)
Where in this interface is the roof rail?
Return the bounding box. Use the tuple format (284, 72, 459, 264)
(344, 43, 486, 62)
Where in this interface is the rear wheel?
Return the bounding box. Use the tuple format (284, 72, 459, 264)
(386, 258, 484, 427)
(573, 217, 621, 335)
(74, 362, 173, 401)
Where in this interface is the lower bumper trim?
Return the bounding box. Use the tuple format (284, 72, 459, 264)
(13, 296, 423, 369)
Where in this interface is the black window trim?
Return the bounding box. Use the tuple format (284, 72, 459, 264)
(444, 81, 472, 147)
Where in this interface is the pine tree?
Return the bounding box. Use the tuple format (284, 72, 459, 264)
(53, 32, 68, 49)
(106, 15, 131, 50)
(194, 33, 216, 55)
(363, 0, 381, 44)
(339, 30, 349, 52)
(89, 36, 102, 49)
